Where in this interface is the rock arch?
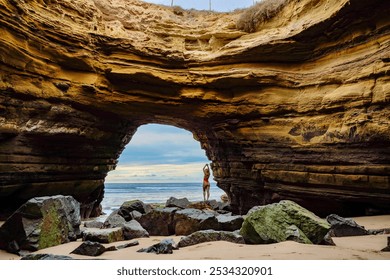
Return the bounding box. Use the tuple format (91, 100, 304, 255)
(0, 0, 389, 218)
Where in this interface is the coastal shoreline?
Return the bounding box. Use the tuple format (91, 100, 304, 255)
(1, 215, 389, 260)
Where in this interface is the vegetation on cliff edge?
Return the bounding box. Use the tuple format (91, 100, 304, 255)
(237, 0, 291, 32)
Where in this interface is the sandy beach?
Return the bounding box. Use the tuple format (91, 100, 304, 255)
(0, 215, 389, 260)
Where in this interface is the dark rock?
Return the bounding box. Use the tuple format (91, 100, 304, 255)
(119, 200, 151, 221)
(0, 195, 81, 254)
(70, 241, 106, 256)
(122, 220, 149, 240)
(82, 227, 124, 243)
(137, 239, 178, 254)
(320, 232, 336, 246)
(84, 220, 104, 228)
(240, 200, 330, 244)
(102, 213, 126, 228)
(165, 197, 190, 209)
(178, 230, 245, 248)
(326, 214, 369, 237)
(21, 254, 74, 260)
(380, 236, 390, 252)
(105, 245, 117, 252)
(6, 240, 20, 254)
(116, 240, 139, 250)
(137, 207, 178, 236)
(216, 214, 244, 231)
(173, 208, 219, 235)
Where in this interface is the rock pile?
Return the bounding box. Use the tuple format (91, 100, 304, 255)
(2, 195, 383, 257)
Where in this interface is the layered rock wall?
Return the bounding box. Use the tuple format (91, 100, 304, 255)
(0, 0, 389, 217)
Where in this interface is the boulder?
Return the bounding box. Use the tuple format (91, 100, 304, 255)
(137, 239, 178, 254)
(118, 200, 151, 221)
(82, 227, 124, 243)
(173, 209, 219, 235)
(0, 195, 81, 254)
(178, 230, 245, 248)
(380, 236, 390, 252)
(326, 214, 368, 237)
(240, 200, 330, 244)
(102, 213, 126, 228)
(84, 220, 104, 229)
(137, 207, 177, 236)
(122, 220, 149, 240)
(216, 215, 244, 231)
(165, 197, 190, 209)
(71, 241, 107, 256)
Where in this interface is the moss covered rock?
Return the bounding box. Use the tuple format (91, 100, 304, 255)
(240, 200, 330, 244)
(82, 227, 124, 243)
(0, 195, 81, 254)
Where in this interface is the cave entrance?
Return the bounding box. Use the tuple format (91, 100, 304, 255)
(103, 124, 224, 214)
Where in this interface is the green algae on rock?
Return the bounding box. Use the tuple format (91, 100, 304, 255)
(240, 200, 330, 244)
(0, 195, 81, 254)
(38, 207, 66, 250)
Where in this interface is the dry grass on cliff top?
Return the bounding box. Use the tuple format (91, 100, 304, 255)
(237, 0, 291, 32)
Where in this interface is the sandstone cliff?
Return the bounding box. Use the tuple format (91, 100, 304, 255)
(0, 0, 389, 217)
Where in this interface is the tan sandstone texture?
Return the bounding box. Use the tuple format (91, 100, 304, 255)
(0, 0, 389, 218)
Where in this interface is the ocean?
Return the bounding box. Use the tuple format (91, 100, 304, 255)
(102, 182, 225, 214)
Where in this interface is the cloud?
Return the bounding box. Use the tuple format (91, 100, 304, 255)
(106, 124, 212, 183)
(105, 162, 210, 183)
(117, 124, 207, 165)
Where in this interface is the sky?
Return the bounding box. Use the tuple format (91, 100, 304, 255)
(105, 124, 212, 183)
(142, 0, 258, 12)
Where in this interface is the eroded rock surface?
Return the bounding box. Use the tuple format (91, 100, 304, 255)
(0, 0, 389, 217)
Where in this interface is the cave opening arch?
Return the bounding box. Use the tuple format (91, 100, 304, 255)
(102, 123, 225, 213)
